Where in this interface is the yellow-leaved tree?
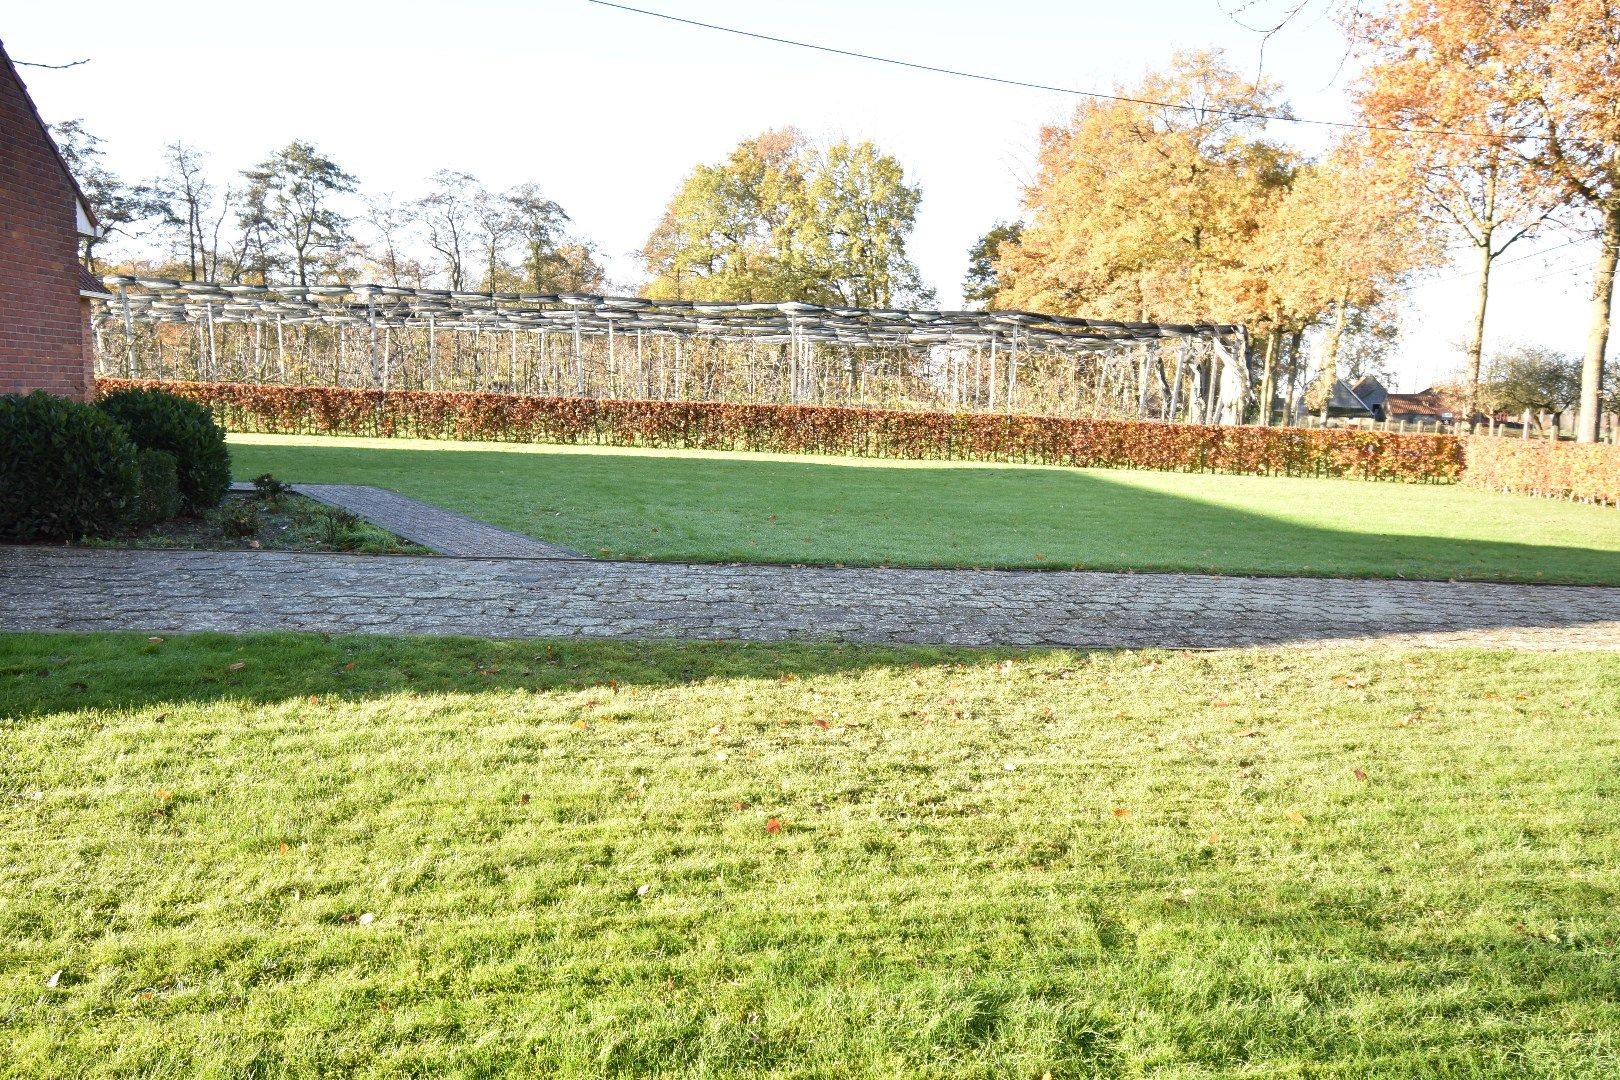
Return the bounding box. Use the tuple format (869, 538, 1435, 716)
(1352, 0, 1567, 430)
(642, 129, 929, 307)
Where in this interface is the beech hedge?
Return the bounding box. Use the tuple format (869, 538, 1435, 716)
(98, 379, 1466, 483)
(1464, 437, 1620, 507)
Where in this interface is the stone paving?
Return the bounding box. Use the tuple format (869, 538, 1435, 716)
(230, 482, 582, 558)
(3, 546, 1617, 650)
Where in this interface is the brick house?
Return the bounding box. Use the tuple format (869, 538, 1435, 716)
(1, 38, 109, 402)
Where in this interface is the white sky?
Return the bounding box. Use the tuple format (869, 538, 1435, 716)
(6, 0, 1613, 393)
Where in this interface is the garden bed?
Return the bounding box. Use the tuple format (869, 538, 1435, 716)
(82, 489, 429, 555)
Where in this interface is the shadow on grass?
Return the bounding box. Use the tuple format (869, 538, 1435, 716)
(0, 631, 1026, 717)
(229, 437, 1620, 586)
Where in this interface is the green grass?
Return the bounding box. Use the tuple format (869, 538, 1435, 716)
(4, 633, 1619, 1076)
(227, 433, 1620, 585)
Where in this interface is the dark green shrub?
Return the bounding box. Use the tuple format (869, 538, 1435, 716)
(216, 499, 262, 539)
(133, 448, 182, 527)
(0, 391, 140, 541)
(96, 387, 230, 512)
(251, 472, 293, 501)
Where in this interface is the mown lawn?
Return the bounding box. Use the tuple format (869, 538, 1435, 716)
(3, 633, 1619, 1076)
(228, 433, 1620, 584)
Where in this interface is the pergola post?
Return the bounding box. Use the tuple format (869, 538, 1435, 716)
(118, 284, 135, 378)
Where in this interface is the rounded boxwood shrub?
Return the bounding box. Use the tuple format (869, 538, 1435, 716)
(0, 391, 141, 542)
(133, 447, 182, 527)
(96, 387, 230, 512)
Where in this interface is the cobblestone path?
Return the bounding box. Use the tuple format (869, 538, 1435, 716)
(4, 546, 1617, 650)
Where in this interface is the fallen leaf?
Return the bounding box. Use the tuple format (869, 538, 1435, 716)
(45, 969, 61, 989)
(1286, 809, 1307, 824)
(635, 884, 651, 897)
(732, 801, 747, 810)
(155, 788, 173, 802)
(1003, 762, 1017, 772)
(153, 712, 167, 723)
(813, 717, 830, 730)
(306, 695, 319, 705)
(147, 636, 164, 644)
(572, 719, 589, 731)
(1112, 807, 1132, 820)
(1206, 830, 1221, 845)
(1353, 768, 1369, 782)
(715, 751, 728, 762)
(228, 661, 246, 671)
(519, 793, 531, 805)
(358, 912, 375, 926)
(278, 842, 290, 855)
(765, 817, 783, 835)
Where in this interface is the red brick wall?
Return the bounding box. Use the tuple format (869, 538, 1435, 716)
(0, 57, 93, 401)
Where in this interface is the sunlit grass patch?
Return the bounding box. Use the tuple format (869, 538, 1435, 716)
(2, 634, 1618, 1076)
(228, 433, 1620, 584)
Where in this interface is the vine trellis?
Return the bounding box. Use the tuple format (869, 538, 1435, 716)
(92, 277, 1251, 422)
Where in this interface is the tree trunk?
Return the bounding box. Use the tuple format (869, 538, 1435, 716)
(1463, 238, 1493, 434)
(1316, 298, 1348, 420)
(1214, 335, 1249, 426)
(1577, 205, 1620, 443)
(1257, 328, 1279, 427)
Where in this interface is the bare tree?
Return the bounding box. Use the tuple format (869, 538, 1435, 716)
(360, 192, 423, 288)
(152, 142, 234, 281)
(473, 185, 516, 291)
(48, 119, 158, 271)
(506, 182, 570, 292)
(415, 170, 479, 290)
(240, 139, 357, 286)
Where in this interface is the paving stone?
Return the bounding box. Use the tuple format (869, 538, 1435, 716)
(2, 546, 1618, 650)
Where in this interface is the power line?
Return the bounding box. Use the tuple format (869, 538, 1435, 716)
(1499, 260, 1591, 288)
(1494, 234, 1588, 269)
(582, 0, 1546, 144)
(1397, 235, 1592, 295)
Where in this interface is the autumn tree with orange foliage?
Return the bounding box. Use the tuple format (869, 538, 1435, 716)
(1352, 0, 1565, 431)
(994, 51, 1432, 424)
(996, 51, 1293, 326)
(1254, 139, 1440, 421)
(1512, 0, 1620, 442)
(994, 52, 1296, 422)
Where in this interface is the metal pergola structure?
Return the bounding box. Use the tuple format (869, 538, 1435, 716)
(92, 276, 1249, 419)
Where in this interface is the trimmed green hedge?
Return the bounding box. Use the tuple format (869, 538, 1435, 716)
(133, 448, 182, 527)
(0, 391, 140, 541)
(96, 386, 230, 513)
